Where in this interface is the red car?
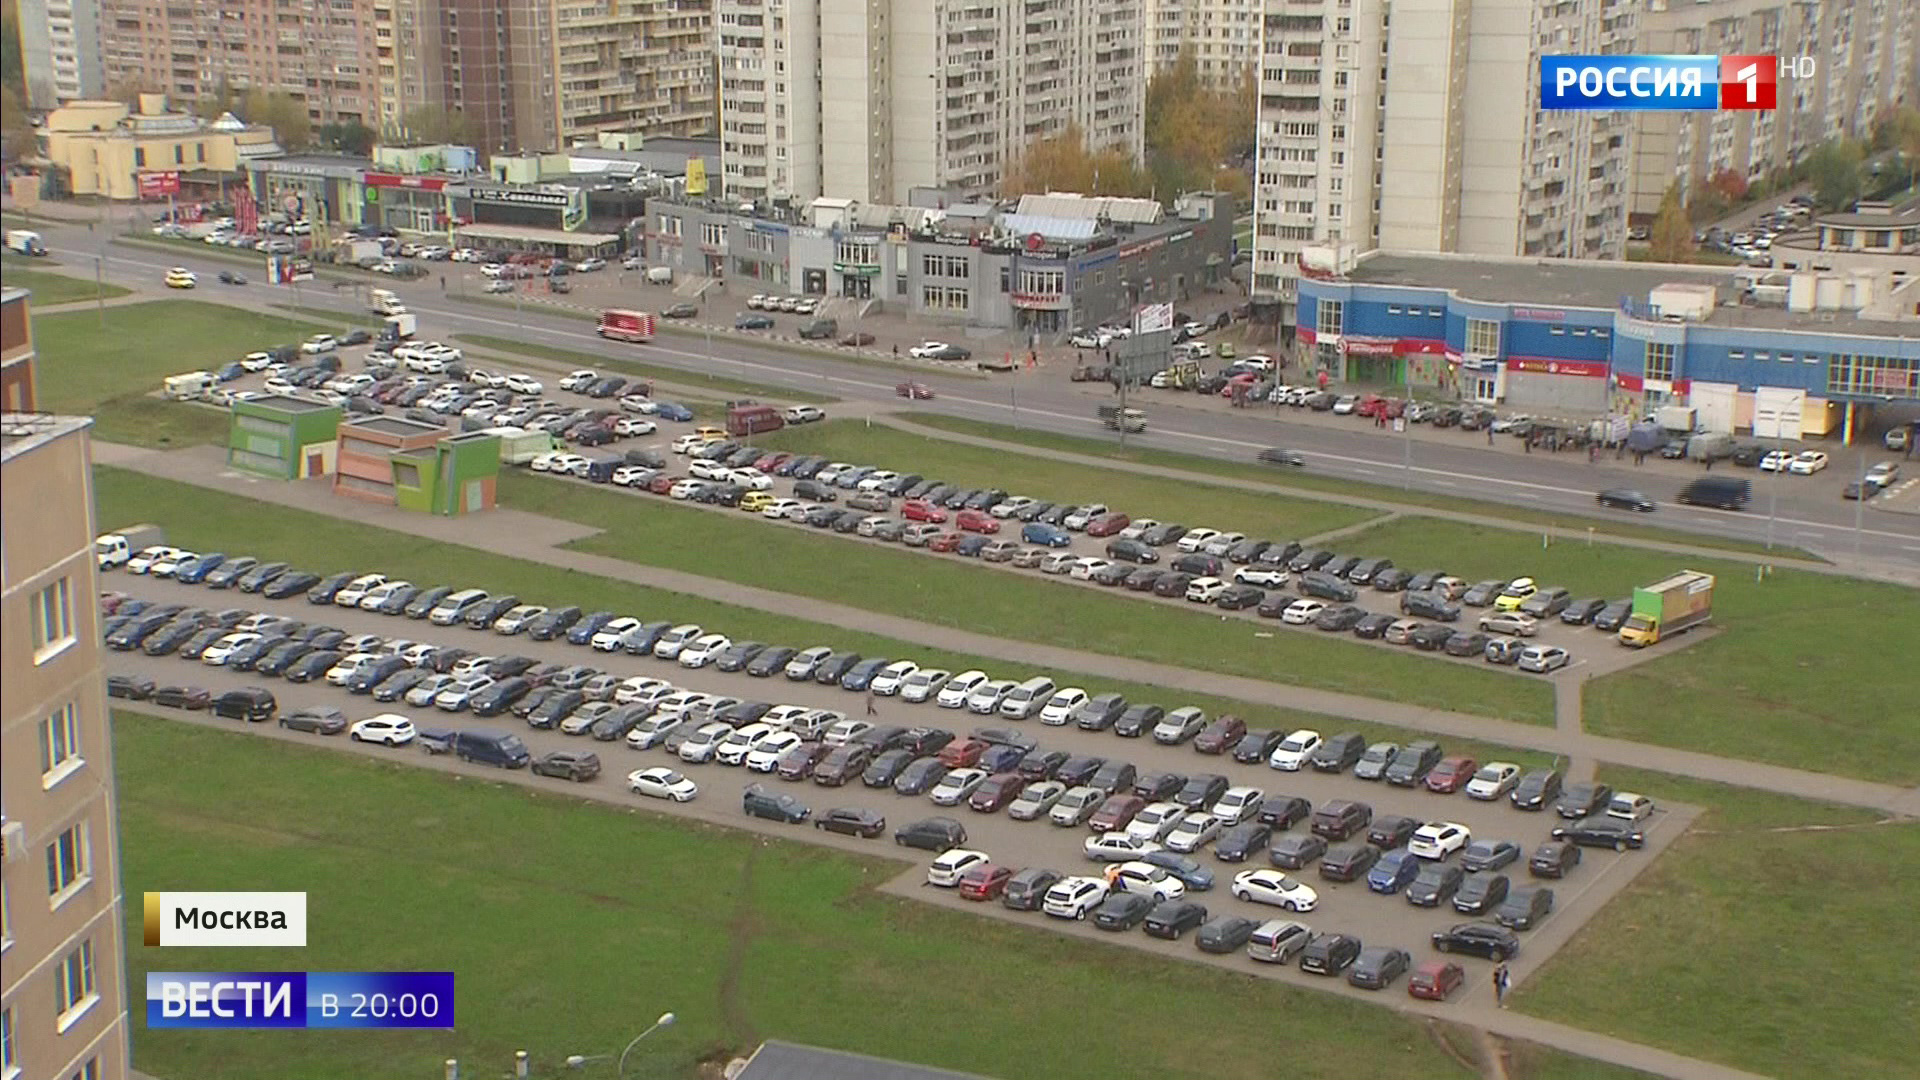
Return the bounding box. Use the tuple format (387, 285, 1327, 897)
(1191, 714, 1248, 755)
(1355, 393, 1388, 417)
(902, 499, 948, 523)
(1084, 512, 1131, 538)
(776, 742, 832, 781)
(955, 509, 1000, 534)
(1408, 960, 1465, 1001)
(938, 737, 990, 768)
(957, 862, 1014, 901)
(647, 474, 681, 495)
(755, 451, 792, 471)
(1424, 755, 1479, 794)
(928, 531, 964, 553)
(967, 772, 1028, 813)
(1088, 794, 1147, 833)
(896, 381, 934, 399)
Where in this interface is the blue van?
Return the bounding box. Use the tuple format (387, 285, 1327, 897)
(1022, 522, 1071, 548)
(586, 456, 624, 483)
(450, 729, 532, 769)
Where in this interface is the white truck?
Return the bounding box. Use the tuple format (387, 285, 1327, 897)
(483, 427, 562, 465)
(370, 289, 408, 316)
(5, 230, 48, 256)
(162, 371, 218, 400)
(382, 312, 418, 340)
(96, 524, 167, 570)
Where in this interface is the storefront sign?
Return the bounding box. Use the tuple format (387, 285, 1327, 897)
(1118, 235, 1167, 259)
(1508, 356, 1608, 378)
(1341, 335, 1449, 357)
(467, 186, 574, 208)
(832, 263, 882, 276)
(362, 172, 449, 192)
(1511, 307, 1566, 322)
(1166, 230, 1194, 244)
(918, 232, 977, 247)
(137, 171, 180, 198)
(1011, 292, 1068, 309)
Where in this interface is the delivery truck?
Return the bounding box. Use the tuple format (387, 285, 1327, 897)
(483, 427, 563, 465)
(95, 524, 166, 569)
(5, 229, 48, 256)
(382, 312, 418, 340)
(597, 309, 656, 343)
(1097, 405, 1147, 432)
(163, 371, 218, 400)
(370, 288, 408, 316)
(1618, 570, 1715, 647)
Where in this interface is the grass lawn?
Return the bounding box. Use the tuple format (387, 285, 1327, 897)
(118, 711, 1623, 1080)
(1519, 767, 1918, 1080)
(455, 333, 838, 405)
(1, 261, 131, 305)
(93, 466, 1556, 765)
(1333, 516, 1920, 784)
(900, 415, 1814, 560)
(498, 470, 1554, 723)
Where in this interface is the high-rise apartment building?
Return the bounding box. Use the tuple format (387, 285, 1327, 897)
(717, 0, 1144, 205)
(15, 0, 105, 108)
(99, 0, 381, 127)
(1631, 0, 1919, 219)
(1144, 0, 1259, 90)
(1, 288, 131, 1080)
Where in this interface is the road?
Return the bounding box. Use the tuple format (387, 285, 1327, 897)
(32, 219, 1920, 571)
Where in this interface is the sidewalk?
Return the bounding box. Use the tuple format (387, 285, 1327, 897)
(92, 440, 1920, 818)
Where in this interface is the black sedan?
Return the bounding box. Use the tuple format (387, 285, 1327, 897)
(1213, 822, 1272, 862)
(279, 706, 348, 735)
(1346, 946, 1412, 990)
(283, 650, 343, 683)
(1554, 782, 1614, 819)
(1431, 922, 1520, 961)
(1268, 833, 1326, 870)
(816, 807, 888, 838)
(1092, 892, 1154, 931)
(1142, 900, 1209, 940)
(1596, 488, 1656, 512)
(1552, 816, 1646, 851)
(1256, 795, 1312, 830)
(1257, 447, 1306, 467)
(261, 571, 322, 599)
(734, 313, 775, 330)
(1195, 915, 1261, 954)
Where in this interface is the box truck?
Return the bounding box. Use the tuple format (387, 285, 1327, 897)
(382, 312, 418, 340)
(5, 230, 48, 256)
(370, 289, 408, 315)
(96, 524, 166, 569)
(163, 371, 218, 400)
(1618, 570, 1715, 647)
(484, 427, 562, 465)
(597, 309, 656, 343)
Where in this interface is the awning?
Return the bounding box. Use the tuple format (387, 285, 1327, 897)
(452, 223, 620, 247)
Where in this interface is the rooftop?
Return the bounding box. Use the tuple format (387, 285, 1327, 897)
(240, 394, 339, 414)
(0, 413, 92, 463)
(343, 415, 445, 438)
(733, 1041, 1004, 1080)
(1812, 196, 1920, 229)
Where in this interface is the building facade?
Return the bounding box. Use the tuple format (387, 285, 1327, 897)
(1632, 0, 1920, 219)
(716, 0, 1145, 205)
(1, 288, 133, 1080)
(227, 395, 342, 478)
(1296, 250, 1920, 439)
(1145, 0, 1259, 89)
(41, 97, 283, 201)
(16, 0, 105, 108)
(1764, 198, 1920, 288)
(503, 0, 715, 155)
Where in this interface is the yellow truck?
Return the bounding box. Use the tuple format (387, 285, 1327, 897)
(1618, 570, 1714, 647)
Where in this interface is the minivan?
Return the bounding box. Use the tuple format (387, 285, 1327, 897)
(1247, 919, 1313, 964)
(212, 687, 278, 722)
(428, 588, 489, 625)
(1606, 792, 1654, 821)
(1678, 476, 1751, 510)
(451, 729, 532, 769)
(999, 676, 1058, 720)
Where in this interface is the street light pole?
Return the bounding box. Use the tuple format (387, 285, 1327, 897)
(615, 1012, 677, 1079)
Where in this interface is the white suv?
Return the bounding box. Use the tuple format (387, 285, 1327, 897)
(1042, 876, 1109, 920)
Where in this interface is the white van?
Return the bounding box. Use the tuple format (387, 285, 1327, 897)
(163, 371, 218, 400)
(999, 676, 1059, 720)
(370, 288, 407, 315)
(644, 266, 674, 285)
(428, 588, 490, 625)
(1606, 792, 1654, 822)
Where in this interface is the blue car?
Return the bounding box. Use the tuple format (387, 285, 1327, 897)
(1022, 522, 1071, 547)
(172, 553, 226, 584)
(654, 402, 694, 422)
(955, 534, 993, 557)
(1367, 848, 1422, 894)
(216, 362, 247, 382)
(1142, 850, 1215, 892)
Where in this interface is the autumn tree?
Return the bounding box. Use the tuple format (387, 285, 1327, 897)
(1648, 182, 1693, 263)
(1002, 123, 1150, 198)
(1884, 105, 1920, 190)
(1803, 138, 1866, 211)
(400, 105, 473, 145)
(318, 120, 376, 155)
(1145, 51, 1255, 202)
(1, 84, 35, 161)
(243, 89, 311, 149)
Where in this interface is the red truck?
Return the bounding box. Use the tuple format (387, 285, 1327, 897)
(597, 309, 656, 343)
(726, 405, 784, 438)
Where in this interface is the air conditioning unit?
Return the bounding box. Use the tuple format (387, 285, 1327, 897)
(1, 820, 26, 863)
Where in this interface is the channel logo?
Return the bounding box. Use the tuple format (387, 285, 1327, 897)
(145, 972, 455, 1029)
(143, 891, 307, 948)
(1540, 55, 1777, 111)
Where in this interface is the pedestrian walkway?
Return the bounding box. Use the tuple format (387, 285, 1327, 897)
(91, 440, 1920, 818)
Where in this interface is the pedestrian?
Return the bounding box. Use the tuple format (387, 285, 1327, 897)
(1493, 964, 1510, 1007)
(439, 274, 446, 291)
(865, 692, 878, 717)
(1487, 426, 1496, 446)
(1524, 436, 1532, 454)
(1704, 455, 1714, 471)
(891, 343, 899, 358)
(1588, 444, 1598, 464)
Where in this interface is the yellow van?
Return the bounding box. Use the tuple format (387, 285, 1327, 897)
(739, 491, 775, 513)
(692, 425, 726, 443)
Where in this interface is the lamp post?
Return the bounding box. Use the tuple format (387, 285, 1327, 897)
(563, 1011, 676, 1078)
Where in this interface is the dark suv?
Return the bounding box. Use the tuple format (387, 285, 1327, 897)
(894, 816, 967, 852)
(1384, 740, 1444, 786)
(742, 783, 810, 823)
(1431, 922, 1519, 961)
(1310, 799, 1372, 841)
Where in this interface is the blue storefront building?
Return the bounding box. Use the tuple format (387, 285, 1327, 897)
(1296, 251, 1920, 442)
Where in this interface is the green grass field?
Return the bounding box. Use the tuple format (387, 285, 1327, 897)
(117, 712, 1645, 1080)
(33, 300, 336, 447)
(93, 466, 1556, 765)
(455, 333, 838, 404)
(898, 415, 1813, 560)
(1520, 767, 1918, 1080)
(498, 470, 1555, 723)
(2, 261, 130, 305)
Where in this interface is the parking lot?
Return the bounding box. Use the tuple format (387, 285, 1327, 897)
(103, 566, 1693, 1006)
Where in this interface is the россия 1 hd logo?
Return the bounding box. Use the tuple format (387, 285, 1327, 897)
(1539, 55, 1803, 111)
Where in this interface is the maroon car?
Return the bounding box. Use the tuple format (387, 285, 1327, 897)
(776, 741, 831, 781)
(937, 737, 989, 768)
(967, 772, 1029, 813)
(1408, 960, 1465, 1001)
(957, 863, 1014, 901)
(1084, 512, 1131, 538)
(1191, 714, 1248, 755)
(812, 743, 874, 786)
(1088, 794, 1147, 833)
(1424, 756, 1479, 795)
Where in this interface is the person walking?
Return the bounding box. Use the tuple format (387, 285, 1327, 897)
(439, 274, 447, 292)
(1493, 964, 1511, 1007)
(865, 691, 878, 718)
(1486, 426, 1496, 446)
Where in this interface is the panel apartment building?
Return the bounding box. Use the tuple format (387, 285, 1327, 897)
(715, 0, 1145, 205)
(1144, 0, 1259, 90)
(1, 288, 131, 1080)
(15, 0, 105, 108)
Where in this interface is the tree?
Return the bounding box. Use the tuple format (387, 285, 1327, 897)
(242, 88, 311, 149)
(1, 83, 35, 161)
(1885, 105, 1920, 190)
(1804, 138, 1865, 211)
(1, 0, 24, 98)
(1648, 182, 1693, 263)
(400, 105, 473, 145)
(318, 120, 376, 155)
(1705, 167, 1748, 203)
(1002, 123, 1149, 198)
(1144, 51, 1255, 203)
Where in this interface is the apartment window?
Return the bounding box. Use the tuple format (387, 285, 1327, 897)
(173, 145, 183, 164)
(1317, 299, 1343, 334)
(1466, 318, 1500, 357)
(999, 267, 1010, 293)
(1752, 351, 1770, 362)
(134, 148, 146, 167)
(47, 825, 91, 902)
(1644, 341, 1676, 383)
(196, 143, 206, 162)
(55, 940, 97, 1029)
(895, 274, 907, 297)
(836, 241, 877, 266)
(70, 1060, 97, 1080)
(656, 215, 682, 237)
(700, 223, 725, 248)
(2, 1006, 15, 1079)
(39, 704, 84, 785)
(1549, 325, 1565, 335)
(1388, 306, 1401, 315)
(31, 578, 75, 662)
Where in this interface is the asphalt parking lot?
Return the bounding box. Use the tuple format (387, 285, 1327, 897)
(105, 571, 1695, 1008)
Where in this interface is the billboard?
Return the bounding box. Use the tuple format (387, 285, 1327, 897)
(1134, 303, 1175, 335)
(138, 171, 181, 198)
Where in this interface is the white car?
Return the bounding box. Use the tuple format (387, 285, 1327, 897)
(1408, 822, 1473, 860)
(498, 373, 543, 395)
(350, 714, 416, 746)
(671, 433, 713, 454)
(1164, 812, 1224, 853)
(1479, 612, 1540, 637)
(689, 459, 733, 480)
(867, 660, 919, 696)
(434, 676, 494, 711)
(1267, 729, 1323, 771)
(652, 624, 704, 659)
(612, 675, 672, 705)
(1125, 802, 1188, 844)
(714, 724, 778, 766)
(1464, 762, 1523, 800)
(559, 702, 618, 736)
(301, 334, 338, 354)
(854, 516, 894, 537)
(324, 652, 379, 687)
(126, 545, 183, 574)
(1203, 532, 1248, 557)
(743, 731, 804, 772)
(1518, 645, 1572, 673)
(669, 481, 707, 501)
(241, 351, 275, 371)
(927, 849, 990, 888)
(1038, 687, 1089, 725)
(1176, 528, 1222, 554)
(1184, 577, 1227, 604)
(628, 767, 699, 802)
(146, 548, 196, 577)
(1084, 832, 1163, 862)
(1787, 450, 1829, 475)
(559, 369, 599, 392)
(590, 617, 644, 651)
(1068, 557, 1113, 581)
(814, 462, 855, 484)
(620, 394, 657, 414)
(1118, 519, 1159, 540)
(328, 572, 389, 607)
(759, 704, 814, 730)
(677, 633, 732, 668)
(783, 406, 826, 424)
(404, 675, 459, 708)
(448, 654, 495, 679)
(1280, 600, 1326, 625)
(1042, 875, 1110, 919)
(1758, 449, 1795, 472)
(1233, 566, 1288, 588)
(929, 768, 989, 806)
(936, 670, 990, 709)
(1062, 504, 1108, 530)
(899, 668, 953, 703)
(855, 470, 900, 493)
(728, 469, 773, 491)
(200, 632, 262, 666)
(762, 498, 807, 520)
(965, 680, 1017, 714)
(1210, 786, 1267, 827)
(613, 417, 657, 437)
(625, 713, 685, 751)
(551, 455, 592, 477)
(908, 341, 959, 359)
(1007, 781, 1067, 821)
(1231, 869, 1318, 911)
(990, 496, 1034, 519)
(675, 721, 734, 764)
(821, 717, 874, 747)
(611, 465, 653, 487)
(1107, 861, 1187, 902)
(491, 604, 548, 635)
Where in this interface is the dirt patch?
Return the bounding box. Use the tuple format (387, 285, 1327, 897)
(716, 845, 764, 1047)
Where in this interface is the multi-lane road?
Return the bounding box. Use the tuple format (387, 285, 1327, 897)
(31, 219, 1920, 571)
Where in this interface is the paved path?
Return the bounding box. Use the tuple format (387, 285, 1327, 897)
(92, 440, 1920, 818)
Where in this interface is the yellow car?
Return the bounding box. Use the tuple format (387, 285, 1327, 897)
(739, 491, 775, 513)
(164, 267, 197, 289)
(1493, 576, 1537, 612)
(692, 425, 726, 443)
